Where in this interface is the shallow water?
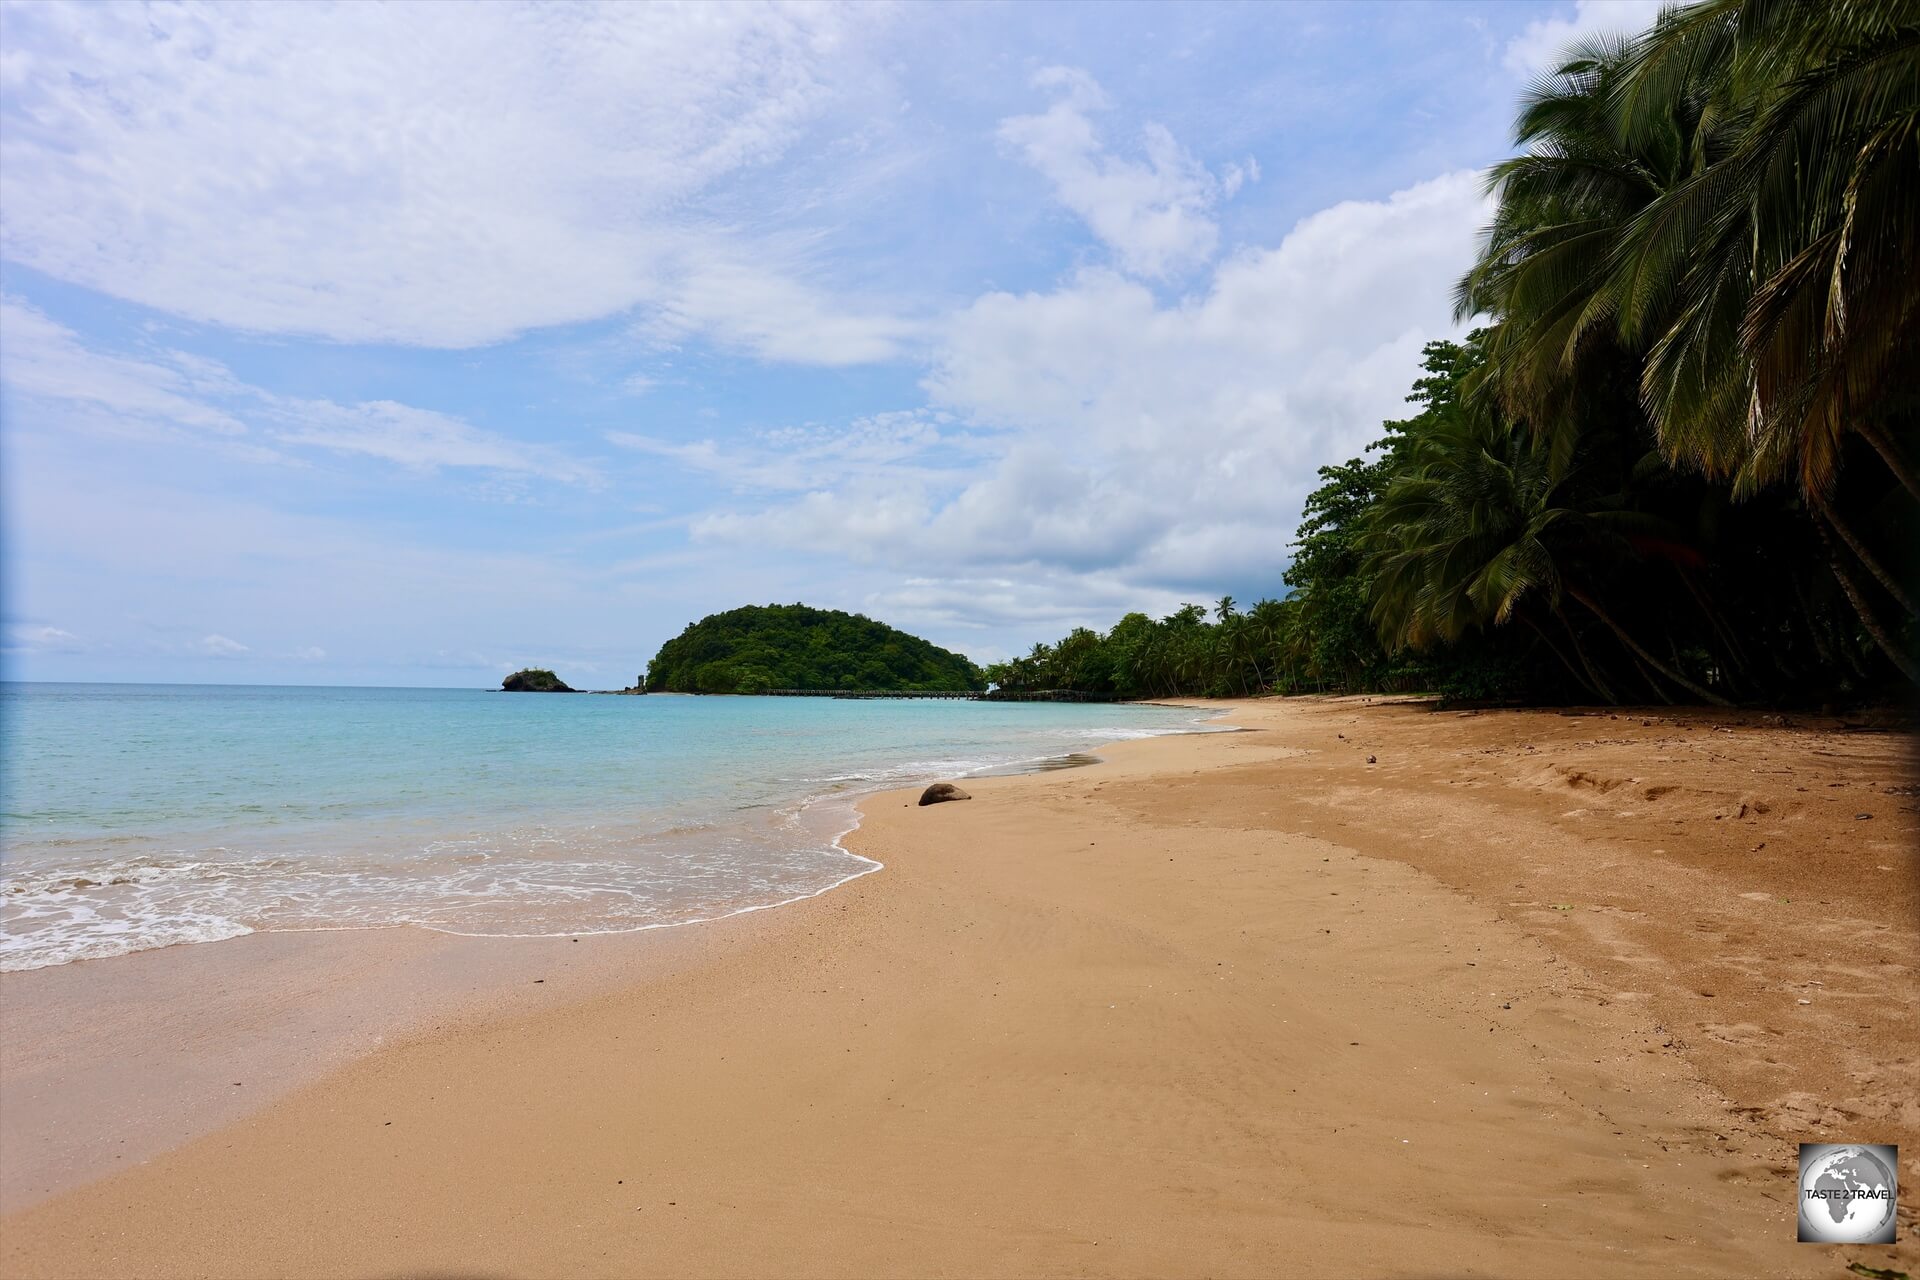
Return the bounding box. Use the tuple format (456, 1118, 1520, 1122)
(0, 683, 1209, 970)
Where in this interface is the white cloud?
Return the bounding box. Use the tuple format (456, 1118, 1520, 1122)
(608, 409, 989, 493)
(999, 67, 1252, 279)
(689, 171, 1490, 593)
(2, 623, 84, 653)
(1503, 0, 1668, 75)
(0, 2, 906, 356)
(0, 299, 250, 437)
(275, 399, 597, 485)
(1, 299, 596, 483)
(866, 571, 1187, 637)
(637, 256, 921, 366)
(197, 633, 249, 657)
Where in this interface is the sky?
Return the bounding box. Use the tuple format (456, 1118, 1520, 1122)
(0, 0, 1666, 687)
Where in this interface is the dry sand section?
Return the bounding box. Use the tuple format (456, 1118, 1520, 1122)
(1, 697, 1914, 1278)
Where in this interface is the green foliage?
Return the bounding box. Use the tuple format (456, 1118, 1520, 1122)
(501, 668, 572, 692)
(645, 604, 985, 694)
(931, 2, 1917, 707)
(1458, 0, 1917, 684)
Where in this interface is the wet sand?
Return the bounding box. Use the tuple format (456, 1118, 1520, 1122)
(1, 696, 1913, 1277)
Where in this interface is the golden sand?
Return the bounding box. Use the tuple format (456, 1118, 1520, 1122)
(2, 697, 1913, 1277)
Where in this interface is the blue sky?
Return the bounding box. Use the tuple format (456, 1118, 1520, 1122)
(0, 0, 1663, 686)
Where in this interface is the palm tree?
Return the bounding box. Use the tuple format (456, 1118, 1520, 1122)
(1621, 0, 1919, 498)
(1362, 402, 1733, 705)
(1463, 0, 1917, 682)
(1456, 30, 1722, 449)
(1248, 598, 1291, 689)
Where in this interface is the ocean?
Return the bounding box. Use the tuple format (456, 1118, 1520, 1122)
(0, 683, 1212, 971)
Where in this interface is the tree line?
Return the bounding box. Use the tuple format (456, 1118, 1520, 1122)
(647, 604, 985, 694)
(986, 0, 1915, 707)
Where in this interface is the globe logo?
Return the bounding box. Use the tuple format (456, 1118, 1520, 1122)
(1798, 1143, 1898, 1244)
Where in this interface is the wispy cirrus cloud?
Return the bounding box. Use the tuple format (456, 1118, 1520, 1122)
(274, 399, 596, 485)
(0, 2, 911, 359)
(0, 299, 250, 437)
(2, 622, 86, 654)
(607, 409, 993, 494)
(0, 299, 596, 484)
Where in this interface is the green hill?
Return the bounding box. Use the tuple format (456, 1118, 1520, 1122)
(645, 604, 985, 694)
(501, 668, 575, 692)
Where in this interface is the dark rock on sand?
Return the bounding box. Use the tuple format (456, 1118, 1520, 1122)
(918, 782, 972, 807)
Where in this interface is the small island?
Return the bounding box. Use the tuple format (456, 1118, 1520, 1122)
(500, 668, 576, 692)
(645, 604, 984, 694)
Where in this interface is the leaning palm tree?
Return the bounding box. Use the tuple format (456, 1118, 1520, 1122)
(1623, 0, 1918, 678)
(1622, 0, 1918, 494)
(1362, 402, 1733, 705)
(1464, 0, 1917, 681)
(1457, 28, 1728, 455)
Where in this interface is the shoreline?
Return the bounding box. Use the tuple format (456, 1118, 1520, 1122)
(2, 696, 1913, 1276)
(1, 699, 1216, 977)
(0, 718, 1216, 1212)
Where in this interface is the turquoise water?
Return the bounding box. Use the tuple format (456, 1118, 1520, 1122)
(0, 684, 1211, 971)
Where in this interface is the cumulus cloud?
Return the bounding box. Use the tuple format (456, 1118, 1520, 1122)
(857, 569, 1199, 658)
(685, 170, 1490, 595)
(0, 2, 906, 356)
(999, 67, 1254, 279)
(0, 299, 596, 483)
(1503, 0, 1668, 74)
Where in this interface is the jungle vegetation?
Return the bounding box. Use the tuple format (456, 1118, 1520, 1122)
(985, 0, 1916, 707)
(646, 604, 986, 694)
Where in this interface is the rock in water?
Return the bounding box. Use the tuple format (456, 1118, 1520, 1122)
(501, 668, 575, 692)
(918, 782, 972, 807)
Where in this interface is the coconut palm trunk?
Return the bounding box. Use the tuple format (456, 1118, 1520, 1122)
(1812, 491, 1918, 618)
(1813, 517, 1920, 685)
(1857, 423, 1920, 503)
(1566, 587, 1734, 707)
(1524, 616, 1611, 702)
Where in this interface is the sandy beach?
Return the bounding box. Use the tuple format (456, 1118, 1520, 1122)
(2, 696, 1914, 1278)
